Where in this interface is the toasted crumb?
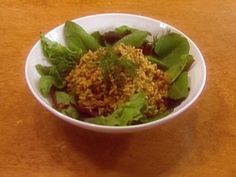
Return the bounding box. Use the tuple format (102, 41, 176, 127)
(65, 44, 170, 116)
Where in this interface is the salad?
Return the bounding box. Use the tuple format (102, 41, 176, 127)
(36, 21, 194, 126)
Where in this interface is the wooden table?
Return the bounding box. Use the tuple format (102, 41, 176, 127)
(1, 0, 236, 176)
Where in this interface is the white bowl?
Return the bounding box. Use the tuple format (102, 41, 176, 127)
(25, 13, 206, 133)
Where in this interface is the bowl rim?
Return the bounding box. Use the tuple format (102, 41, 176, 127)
(25, 13, 207, 132)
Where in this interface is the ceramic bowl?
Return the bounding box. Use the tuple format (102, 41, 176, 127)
(25, 13, 206, 133)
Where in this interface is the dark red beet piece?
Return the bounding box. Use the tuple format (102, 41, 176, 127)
(75, 104, 99, 118)
(103, 31, 121, 44)
(164, 98, 184, 109)
(140, 42, 153, 55)
(50, 88, 59, 109)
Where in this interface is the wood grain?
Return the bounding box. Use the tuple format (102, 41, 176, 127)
(0, 0, 236, 177)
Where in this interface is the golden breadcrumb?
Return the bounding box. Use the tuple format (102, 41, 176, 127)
(65, 43, 170, 116)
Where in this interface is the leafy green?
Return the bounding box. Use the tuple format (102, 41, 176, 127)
(183, 55, 194, 71)
(168, 72, 189, 100)
(140, 109, 173, 123)
(167, 64, 183, 83)
(167, 54, 194, 83)
(115, 25, 151, 36)
(115, 25, 138, 34)
(91, 31, 104, 46)
(64, 21, 87, 54)
(86, 91, 148, 126)
(53, 91, 78, 118)
(115, 31, 149, 47)
(154, 33, 189, 58)
(153, 33, 193, 101)
(154, 33, 190, 67)
(37, 26, 194, 124)
(61, 105, 79, 119)
(36, 64, 65, 88)
(64, 21, 100, 51)
(55, 91, 76, 105)
(40, 34, 80, 60)
(118, 91, 148, 125)
(37, 34, 81, 97)
(91, 31, 102, 39)
(40, 35, 79, 76)
(146, 56, 168, 70)
(39, 75, 54, 97)
(35, 64, 51, 75)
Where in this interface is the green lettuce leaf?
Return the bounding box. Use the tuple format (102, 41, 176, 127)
(36, 64, 65, 89)
(55, 91, 76, 105)
(86, 91, 148, 126)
